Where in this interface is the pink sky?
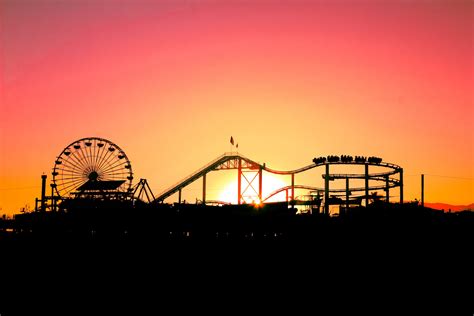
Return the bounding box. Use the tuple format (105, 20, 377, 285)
(0, 0, 472, 215)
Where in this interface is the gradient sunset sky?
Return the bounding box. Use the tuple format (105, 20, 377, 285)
(1, 0, 472, 215)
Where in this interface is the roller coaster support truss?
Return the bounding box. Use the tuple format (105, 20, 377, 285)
(217, 156, 262, 204)
(154, 153, 403, 208)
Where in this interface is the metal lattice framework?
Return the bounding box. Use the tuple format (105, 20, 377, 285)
(51, 137, 133, 198)
(154, 153, 403, 215)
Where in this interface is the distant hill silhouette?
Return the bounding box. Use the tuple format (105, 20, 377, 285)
(424, 202, 473, 212)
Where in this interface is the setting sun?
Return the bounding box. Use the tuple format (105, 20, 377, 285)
(218, 173, 288, 204)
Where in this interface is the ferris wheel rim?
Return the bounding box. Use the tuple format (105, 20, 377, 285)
(51, 137, 133, 198)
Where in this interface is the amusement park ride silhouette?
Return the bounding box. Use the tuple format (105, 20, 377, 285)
(4, 138, 471, 314)
(37, 137, 404, 215)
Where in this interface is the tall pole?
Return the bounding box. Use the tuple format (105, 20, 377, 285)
(51, 184, 55, 212)
(385, 175, 389, 203)
(400, 168, 404, 204)
(365, 163, 369, 207)
(324, 164, 329, 215)
(345, 177, 349, 213)
(421, 174, 424, 208)
(291, 173, 295, 202)
(178, 189, 182, 204)
(237, 158, 242, 205)
(202, 173, 206, 205)
(258, 167, 262, 203)
(41, 174, 47, 212)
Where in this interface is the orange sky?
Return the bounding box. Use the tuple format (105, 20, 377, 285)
(1, 0, 472, 215)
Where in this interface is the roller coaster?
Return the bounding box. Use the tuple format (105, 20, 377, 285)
(153, 152, 403, 214)
(36, 137, 403, 215)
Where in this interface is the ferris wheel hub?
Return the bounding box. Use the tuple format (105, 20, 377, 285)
(88, 171, 99, 181)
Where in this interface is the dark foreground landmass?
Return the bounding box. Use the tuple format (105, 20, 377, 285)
(0, 201, 472, 314)
(1, 200, 473, 243)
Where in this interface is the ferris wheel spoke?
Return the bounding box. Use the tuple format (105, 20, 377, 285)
(96, 147, 115, 171)
(59, 177, 86, 190)
(56, 165, 85, 175)
(100, 168, 125, 179)
(100, 148, 120, 171)
(70, 150, 90, 172)
(59, 173, 87, 181)
(56, 169, 83, 178)
(63, 162, 84, 174)
(99, 159, 128, 175)
(97, 140, 110, 170)
(63, 156, 84, 173)
(103, 171, 129, 181)
(60, 180, 87, 194)
(91, 139, 101, 171)
(84, 140, 94, 170)
(78, 144, 94, 172)
(58, 179, 86, 186)
(56, 174, 87, 181)
(101, 159, 120, 177)
(100, 170, 126, 180)
(101, 170, 127, 181)
(83, 165, 94, 176)
(57, 151, 83, 171)
(92, 141, 102, 171)
(86, 140, 98, 171)
(76, 146, 92, 172)
(95, 140, 109, 171)
(59, 178, 86, 187)
(76, 141, 90, 169)
(82, 154, 93, 174)
(58, 159, 88, 194)
(100, 169, 127, 181)
(71, 146, 86, 167)
(72, 152, 87, 170)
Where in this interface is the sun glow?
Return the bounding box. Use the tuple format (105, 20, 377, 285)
(218, 174, 288, 204)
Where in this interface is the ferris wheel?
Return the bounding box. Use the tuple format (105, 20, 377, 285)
(52, 137, 133, 197)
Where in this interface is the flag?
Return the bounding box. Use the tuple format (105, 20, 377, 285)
(230, 136, 234, 145)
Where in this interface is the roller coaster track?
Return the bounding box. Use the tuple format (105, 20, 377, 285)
(155, 153, 235, 202)
(324, 174, 401, 184)
(267, 160, 401, 175)
(154, 152, 403, 203)
(154, 152, 295, 202)
(263, 183, 401, 202)
(262, 185, 322, 202)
